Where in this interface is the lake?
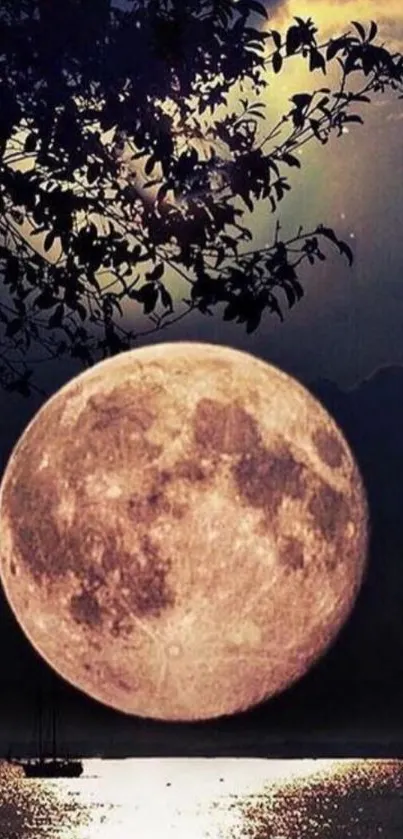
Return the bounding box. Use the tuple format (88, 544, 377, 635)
(0, 758, 402, 838)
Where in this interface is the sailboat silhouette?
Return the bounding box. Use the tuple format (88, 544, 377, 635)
(11, 677, 83, 778)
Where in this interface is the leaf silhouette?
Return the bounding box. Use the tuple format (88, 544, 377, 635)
(327, 37, 348, 61)
(5, 318, 23, 338)
(272, 51, 283, 74)
(48, 304, 65, 329)
(286, 25, 302, 56)
(34, 290, 59, 310)
(24, 133, 37, 153)
(309, 48, 326, 73)
(368, 21, 378, 43)
(44, 231, 56, 252)
(338, 240, 354, 265)
(239, 0, 268, 19)
(282, 152, 301, 168)
(352, 21, 367, 42)
(147, 263, 165, 283)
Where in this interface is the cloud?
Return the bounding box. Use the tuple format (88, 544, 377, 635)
(386, 111, 403, 122)
(265, 0, 403, 47)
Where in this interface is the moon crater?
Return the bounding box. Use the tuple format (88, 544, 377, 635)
(193, 397, 261, 455)
(313, 428, 345, 469)
(279, 537, 306, 573)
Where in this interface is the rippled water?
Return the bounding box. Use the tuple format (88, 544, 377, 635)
(0, 758, 402, 838)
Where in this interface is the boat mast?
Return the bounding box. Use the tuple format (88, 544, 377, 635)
(51, 676, 57, 760)
(38, 687, 43, 761)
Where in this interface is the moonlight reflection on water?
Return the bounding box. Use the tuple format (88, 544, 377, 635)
(0, 759, 402, 839)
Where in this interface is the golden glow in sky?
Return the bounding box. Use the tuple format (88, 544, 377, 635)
(272, 0, 403, 48)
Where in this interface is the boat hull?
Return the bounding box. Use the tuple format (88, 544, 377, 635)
(13, 759, 83, 778)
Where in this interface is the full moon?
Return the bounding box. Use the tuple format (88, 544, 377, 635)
(0, 343, 368, 720)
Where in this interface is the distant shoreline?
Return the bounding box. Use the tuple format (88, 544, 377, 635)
(3, 745, 403, 760)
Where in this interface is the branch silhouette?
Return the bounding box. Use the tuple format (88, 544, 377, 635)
(0, 3, 402, 396)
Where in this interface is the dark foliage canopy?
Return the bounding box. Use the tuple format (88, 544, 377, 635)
(0, 1, 402, 395)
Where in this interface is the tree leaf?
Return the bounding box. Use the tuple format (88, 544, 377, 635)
(282, 152, 301, 168)
(317, 225, 338, 244)
(241, 0, 268, 19)
(368, 20, 378, 43)
(283, 283, 296, 308)
(343, 114, 364, 124)
(309, 48, 326, 73)
(77, 303, 87, 321)
(24, 132, 37, 153)
(291, 93, 313, 110)
(352, 21, 366, 42)
(223, 300, 240, 321)
(327, 38, 347, 61)
(286, 25, 302, 56)
(137, 283, 159, 315)
(246, 309, 262, 333)
(5, 318, 23, 338)
(145, 155, 157, 176)
(44, 231, 56, 252)
(87, 161, 101, 184)
(272, 51, 283, 74)
(147, 263, 165, 282)
(48, 303, 65, 329)
(338, 240, 354, 265)
(160, 286, 173, 311)
(34, 289, 59, 309)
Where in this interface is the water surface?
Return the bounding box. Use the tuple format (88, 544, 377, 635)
(0, 758, 402, 838)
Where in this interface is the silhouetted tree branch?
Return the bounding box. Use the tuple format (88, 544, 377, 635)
(0, 3, 402, 395)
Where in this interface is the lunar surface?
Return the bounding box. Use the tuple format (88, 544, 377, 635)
(0, 343, 368, 721)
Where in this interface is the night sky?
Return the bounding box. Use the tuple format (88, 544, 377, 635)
(0, 0, 403, 757)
